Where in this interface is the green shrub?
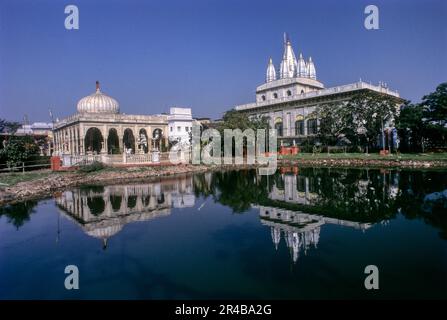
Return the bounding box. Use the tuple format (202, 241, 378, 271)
(78, 161, 105, 173)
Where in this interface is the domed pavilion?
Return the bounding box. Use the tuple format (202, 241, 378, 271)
(53, 81, 169, 156)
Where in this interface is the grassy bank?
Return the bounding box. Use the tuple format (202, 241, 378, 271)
(0, 170, 55, 187)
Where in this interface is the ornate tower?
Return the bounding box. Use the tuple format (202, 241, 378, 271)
(266, 57, 277, 82)
(279, 34, 297, 79)
(297, 53, 307, 77)
(307, 57, 316, 80)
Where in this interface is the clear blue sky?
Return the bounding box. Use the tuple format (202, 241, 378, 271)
(0, 0, 446, 122)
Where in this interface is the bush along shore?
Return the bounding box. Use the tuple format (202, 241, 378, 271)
(1, 155, 447, 205)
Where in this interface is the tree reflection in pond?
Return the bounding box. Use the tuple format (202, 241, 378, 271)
(0, 200, 38, 229)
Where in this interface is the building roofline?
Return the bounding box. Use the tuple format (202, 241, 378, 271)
(235, 81, 402, 112)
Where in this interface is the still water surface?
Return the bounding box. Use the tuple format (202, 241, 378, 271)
(0, 168, 446, 299)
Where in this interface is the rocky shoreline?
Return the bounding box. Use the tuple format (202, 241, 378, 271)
(1, 158, 447, 206)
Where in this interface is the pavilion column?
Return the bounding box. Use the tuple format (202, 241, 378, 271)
(62, 130, 66, 153)
(68, 128, 73, 155)
(59, 131, 63, 153)
(57, 131, 60, 153)
(79, 124, 85, 155)
(67, 129, 70, 153)
(134, 125, 139, 153)
(118, 125, 124, 153)
(102, 125, 107, 154)
(77, 127, 80, 154)
(73, 128, 77, 154)
(74, 126, 78, 155)
(146, 127, 152, 153)
(54, 131, 58, 154)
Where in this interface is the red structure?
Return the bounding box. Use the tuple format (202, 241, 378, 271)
(51, 156, 61, 171)
(279, 146, 300, 155)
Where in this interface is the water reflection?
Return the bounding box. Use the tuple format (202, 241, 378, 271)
(2, 168, 447, 253)
(55, 175, 195, 248)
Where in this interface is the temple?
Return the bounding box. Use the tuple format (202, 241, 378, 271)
(234, 34, 404, 147)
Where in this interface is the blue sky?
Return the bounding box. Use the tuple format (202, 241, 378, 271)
(0, 0, 446, 122)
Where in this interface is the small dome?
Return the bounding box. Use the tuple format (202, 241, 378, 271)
(77, 81, 119, 114)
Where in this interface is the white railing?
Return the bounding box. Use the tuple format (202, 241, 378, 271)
(60, 151, 193, 167)
(125, 153, 152, 163)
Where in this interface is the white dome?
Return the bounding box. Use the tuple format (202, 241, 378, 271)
(77, 82, 119, 114)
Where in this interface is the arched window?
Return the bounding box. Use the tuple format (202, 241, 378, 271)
(274, 117, 283, 136)
(307, 119, 318, 135)
(107, 128, 120, 154)
(123, 129, 135, 153)
(301, 89, 305, 94)
(261, 95, 266, 101)
(138, 128, 149, 153)
(84, 127, 104, 154)
(287, 90, 292, 96)
(273, 93, 278, 99)
(295, 115, 304, 135)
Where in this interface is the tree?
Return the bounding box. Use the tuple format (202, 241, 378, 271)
(0, 135, 39, 168)
(218, 109, 269, 133)
(421, 82, 447, 148)
(0, 119, 20, 134)
(396, 102, 425, 152)
(311, 101, 351, 147)
(346, 91, 400, 153)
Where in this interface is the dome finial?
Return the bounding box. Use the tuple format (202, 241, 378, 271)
(96, 81, 100, 93)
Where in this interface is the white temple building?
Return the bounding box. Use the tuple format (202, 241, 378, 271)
(235, 34, 404, 146)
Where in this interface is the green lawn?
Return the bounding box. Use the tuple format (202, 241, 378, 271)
(279, 152, 447, 161)
(0, 170, 55, 187)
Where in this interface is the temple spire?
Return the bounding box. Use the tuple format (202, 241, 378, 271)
(297, 53, 307, 77)
(96, 81, 100, 93)
(307, 57, 316, 79)
(279, 34, 297, 79)
(266, 57, 277, 83)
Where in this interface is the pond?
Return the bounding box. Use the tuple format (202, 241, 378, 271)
(0, 168, 446, 299)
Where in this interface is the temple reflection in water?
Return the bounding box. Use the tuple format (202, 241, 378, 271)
(257, 205, 372, 263)
(55, 167, 406, 261)
(56, 175, 195, 248)
(255, 168, 390, 263)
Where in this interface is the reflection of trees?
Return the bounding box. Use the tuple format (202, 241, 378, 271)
(194, 170, 270, 213)
(0, 200, 38, 229)
(292, 168, 399, 222)
(398, 171, 447, 239)
(193, 168, 447, 236)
